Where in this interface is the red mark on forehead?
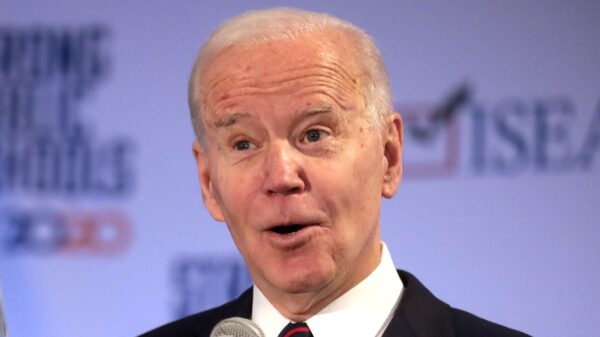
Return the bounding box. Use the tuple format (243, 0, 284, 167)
(220, 92, 230, 101)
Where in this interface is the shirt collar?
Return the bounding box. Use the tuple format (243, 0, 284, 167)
(252, 242, 403, 337)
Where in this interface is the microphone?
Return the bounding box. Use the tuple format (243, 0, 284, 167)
(210, 317, 264, 337)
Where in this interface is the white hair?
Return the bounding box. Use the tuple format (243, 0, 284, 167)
(188, 7, 392, 143)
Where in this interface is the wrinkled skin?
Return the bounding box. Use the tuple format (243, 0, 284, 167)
(192, 30, 403, 321)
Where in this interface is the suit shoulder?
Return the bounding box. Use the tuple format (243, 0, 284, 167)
(138, 288, 253, 337)
(451, 308, 531, 337)
(138, 305, 228, 337)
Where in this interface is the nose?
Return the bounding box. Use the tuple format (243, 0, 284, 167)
(262, 141, 306, 195)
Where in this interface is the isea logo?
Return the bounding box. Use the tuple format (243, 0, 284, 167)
(470, 97, 600, 174)
(401, 84, 600, 178)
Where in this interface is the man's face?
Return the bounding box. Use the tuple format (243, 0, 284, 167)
(193, 32, 402, 314)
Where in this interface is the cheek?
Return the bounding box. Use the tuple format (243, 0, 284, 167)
(212, 174, 254, 252)
(212, 166, 261, 223)
(335, 148, 384, 222)
(317, 162, 377, 221)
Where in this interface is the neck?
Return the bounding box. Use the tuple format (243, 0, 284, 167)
(258, 242, 382, 322)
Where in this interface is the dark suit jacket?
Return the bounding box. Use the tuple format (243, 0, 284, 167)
(139, 270, 530, 337)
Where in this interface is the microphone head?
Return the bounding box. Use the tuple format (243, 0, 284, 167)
(210, 317, 264, 337)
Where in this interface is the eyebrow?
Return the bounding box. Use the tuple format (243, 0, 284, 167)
(213, 112, 252, 128)
(293, 105, 335, 121)
(213, 105, 336, 129)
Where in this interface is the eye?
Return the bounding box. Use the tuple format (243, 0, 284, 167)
(233, 140, 252, 151)
(303, 129, 327, 143)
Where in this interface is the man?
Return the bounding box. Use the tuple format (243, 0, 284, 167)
(141, 7, 529, 337)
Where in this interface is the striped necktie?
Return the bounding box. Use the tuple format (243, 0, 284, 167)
(278, 322, 314, 337)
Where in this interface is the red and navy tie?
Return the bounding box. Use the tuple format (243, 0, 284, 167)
(278, 322, 314, 337)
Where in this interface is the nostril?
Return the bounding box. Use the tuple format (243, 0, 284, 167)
(267, 185, 301, 196)
(264, 169, 306, 195)
(286, 186, 302, 195)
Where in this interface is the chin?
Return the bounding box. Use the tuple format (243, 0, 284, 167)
(272, 265, 336, 295)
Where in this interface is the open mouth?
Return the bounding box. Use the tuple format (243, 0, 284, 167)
(269, 224, 308, 235)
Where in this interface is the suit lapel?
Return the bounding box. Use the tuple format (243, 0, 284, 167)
(383, 271, 456, 337)
(230, 288, 253, 319)
(193, 287, 253, 337)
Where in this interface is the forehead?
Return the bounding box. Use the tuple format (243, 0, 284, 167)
(203, 29, 360, 78)
(197, 32, 365, 119)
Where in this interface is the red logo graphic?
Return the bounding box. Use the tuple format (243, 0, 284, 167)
(398, 84, 471, 179)
(1, 208, 133, 256)
(400, 103, 461, 178)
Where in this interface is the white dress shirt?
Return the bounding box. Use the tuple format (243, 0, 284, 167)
(252, 243, 403, 337)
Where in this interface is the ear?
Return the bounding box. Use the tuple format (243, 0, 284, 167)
(192, 141, 225, 221)
(381, 113, 403, 198)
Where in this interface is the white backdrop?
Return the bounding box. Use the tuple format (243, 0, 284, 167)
(1, 1, 599, 336)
